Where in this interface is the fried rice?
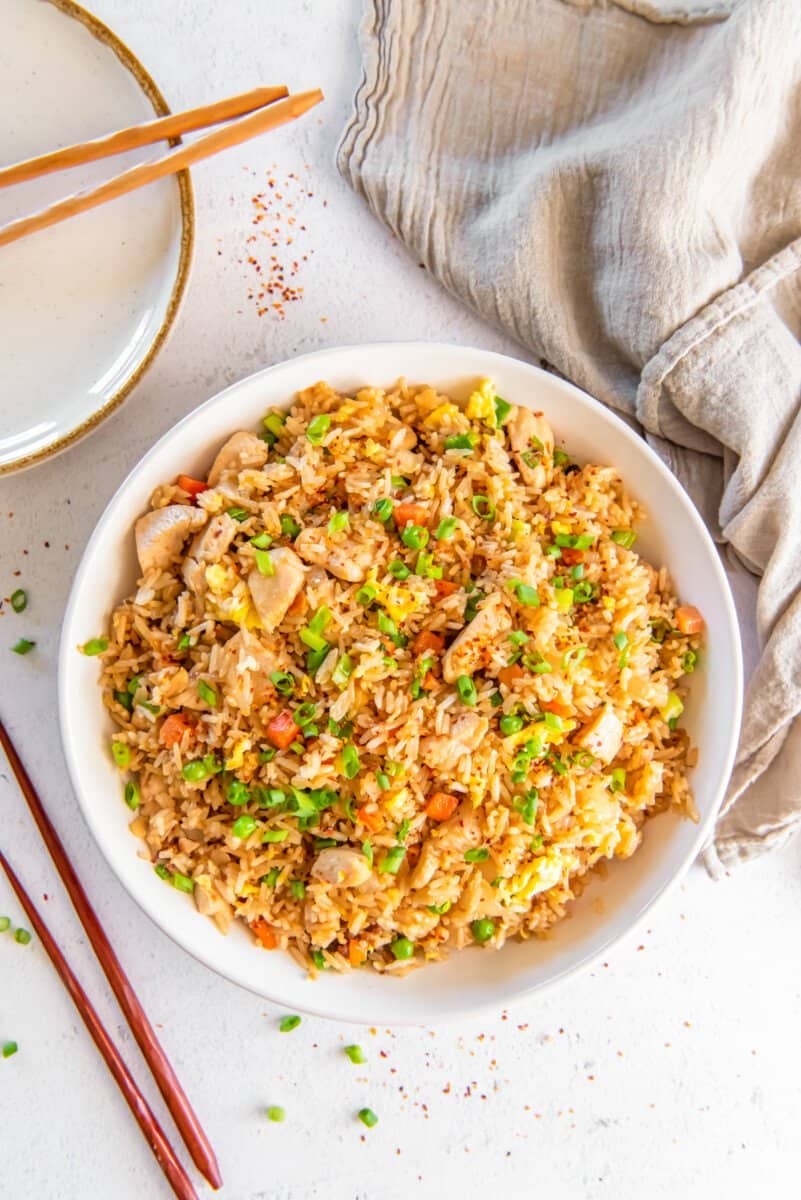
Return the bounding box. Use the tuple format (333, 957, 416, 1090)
(96, 376, 704, 975)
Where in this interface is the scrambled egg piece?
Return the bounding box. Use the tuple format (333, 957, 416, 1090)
(225, 737, 252, 771)
(367, 569, 420, 624)
(204, 564, 261, 629)
(423, 402, 462, 430)
(465, 378, 496, 426)
(498, 848, 572, 907)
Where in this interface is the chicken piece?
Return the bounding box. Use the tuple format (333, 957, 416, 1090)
(442, 593, 511, 682)
(573, 704, 624, 764)
(134, 505, 207, 574)
(247, 547, 306, 631)
(187, 512, 239, 564)
(310, 847, 372, 888)
(420, 713, 489, 773)
(431, 806, 481, 854)
(409, 841, 439, 890)
(207, 431, 269, 486)
(193, 879, 234, 935)
(628, 760, 665, 810)
(294, 526, 378, 583)
(507, 406, 554, 489)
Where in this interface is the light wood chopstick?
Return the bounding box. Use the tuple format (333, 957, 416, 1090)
(0, 718, 222, 1191)
(0, 88, 323, 249)
(0, 85, 289, 189)
(0, 850, 199, 1200)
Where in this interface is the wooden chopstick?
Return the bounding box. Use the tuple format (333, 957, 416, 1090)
(0, 718, 222, 1191)
(0, 850, 199, 1200)
(0, 85, 289, 189)
(0, 88, 323, 249)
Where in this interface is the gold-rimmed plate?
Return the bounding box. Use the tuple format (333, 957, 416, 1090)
(0, 0, 193, 474)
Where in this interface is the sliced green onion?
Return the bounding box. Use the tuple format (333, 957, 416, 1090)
(391, 475, 409, 489)
(470, 918, 496, 943)
(81, 637, 107, 656)
(464, 589, 484, 622)
(344, 1044, 366, 1064)
(266, 1105, 285, 1123)
(573, 581, 597, 604)
(390, 936, 415, 961)
(232, 815, 258, 840)
(154, 864, 171, 881)
(261, 867, 281, 887)
(570, 564, 585, 580)
(362, 840, 374, 867)
(279, 1014, 301, 1032)
(378, 846, 406, 875)
(444, 433, 476, 452)
(356, 583, 377, 606)
(14, 928, 31, 946)
(396, 818, 410, 843)
(553, 448, 571, 468)
(490, 691, 504, 707)
(173, 872, 194, 894)
(377, 610, 407, 648)
(376, 771, 390, 791)
(270, 670, 295, 695)
(611, 528, 637, 548)
(263, 412, 286, 438)
(435, 517, 457, 540)
(280, 513, 301, 539)
(111, 741, 130, 769)
(0, 917, 11, 932)
(314, 837, 339, 850)
(124, 780, 140, 810)
(382, 656, 398, 669)
(226, 506, 249, 522)
(456, 675, 478, 706)
(388, 559, 411, 580)
(300, 626, 327, 652)
(385, 760, 403, 777)
(305, 414, 331, 445)
(250, 532, 272, 549)
(294, 702, 318, 727)
(661, 691, 684, 723)
(401, 524, 428, 551)
(543, 711, 563, 731)
(470, 494, 495, 521)
(177, 633, 192, 651)
(372, 498, 394, 523)
(331, 653, 353, 690)
(530, 835, 544, 851)
(427, 901, 451, 916)
(114, 689, 133, 713)
(307, 642, 331, 673)
(328, 510, 350, 535)
(263, 830, 289, 844)
(545, 544, 562, 558)
(197, 679, 218, 707)
(509, 580, 540, 607)
(609, 767, 626, 793)
(494, 395, 512, 425)
(682, 650, 698, 673)
(259, 747, 277, 764)
(341, 743, 361, 779)
(561, 646, 587, 671)
(310, 949, 327, 970)
(10, 589, 27, 613)
(290, 879, 306, 900)
(464, 847, 489, 863)
(414, 550, 442, 579)
(524, 654, 553, 674)
(358, 1108, 379, 1128)
(2, 1042, 18, 1059)
(514, 789, 539, 825)
(508, 630, 529, 647)
(253, 548, 275, 577)
(613, 631, 628, 651)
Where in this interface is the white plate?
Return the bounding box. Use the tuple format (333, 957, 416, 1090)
(0, 0, 192, 474)
(60, 343, 743, 1025)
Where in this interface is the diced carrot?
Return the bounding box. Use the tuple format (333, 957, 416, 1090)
(159, 712, 194, 749)
(413, 629, 445, 656)
(393, 502, 428, 528)
(541, 698, 572, 719)
(265, 710, 301, 750)
(177, 474, 207, 498)
(356, 803, 382, 831)
(422, 671, 439, 691)
(348, 940, 366, 967)
(675, 605, 705, 635)
(560, 547, 585, 565)
(498, 664, 524, 688)
(251, 919, 278, 950)
(434, 578, 458, 598)
(425, 791, 459, 821)
(288, 590, 308, 617)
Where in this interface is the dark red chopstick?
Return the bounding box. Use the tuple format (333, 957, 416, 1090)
(0, 850, 199, 1200)
(0, 718, 222, 1191)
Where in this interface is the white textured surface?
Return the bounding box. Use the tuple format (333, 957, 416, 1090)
(0, 2, 798, 1197)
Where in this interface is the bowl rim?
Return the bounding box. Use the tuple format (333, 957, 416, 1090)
(58, 341, 743, 1024)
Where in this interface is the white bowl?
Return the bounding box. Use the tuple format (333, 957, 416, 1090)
(59, 343, 742, 1025)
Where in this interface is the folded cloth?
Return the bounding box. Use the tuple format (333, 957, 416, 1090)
(338, 0, 801, 871)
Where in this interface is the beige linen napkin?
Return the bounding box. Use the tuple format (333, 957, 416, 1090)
(338, 0, 801, 871)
